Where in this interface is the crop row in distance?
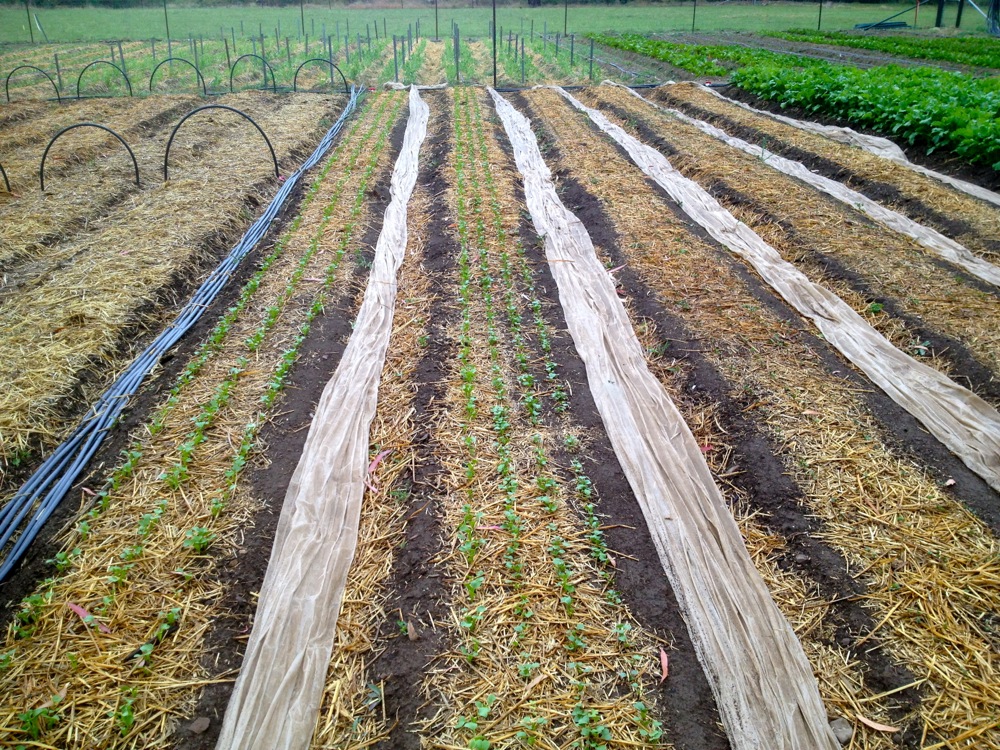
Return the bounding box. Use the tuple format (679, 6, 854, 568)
(591, 33, 1000, 171)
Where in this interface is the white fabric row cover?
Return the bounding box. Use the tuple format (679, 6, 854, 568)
(613, 84, 1000, 290)
(557, 87, 1000, 495)
(694, 84, 1000, 210)
(216, 86, 430, 750)
(490, 87, 841, 750)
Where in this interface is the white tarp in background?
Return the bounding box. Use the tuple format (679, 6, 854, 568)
(216, 85, 429, 750)
(558, 86, 1000, 495)
(613, 83, 1000, 289)
(491, 87, 841, 750)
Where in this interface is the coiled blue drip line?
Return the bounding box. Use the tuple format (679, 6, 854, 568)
(0, 85, 365, 582)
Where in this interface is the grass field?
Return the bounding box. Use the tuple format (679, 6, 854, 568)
(0, 1, 987, 45)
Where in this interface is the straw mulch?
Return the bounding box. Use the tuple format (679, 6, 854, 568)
(0, 94, 202, 266)
(416, 40, 447, 87)
(0, 93, 330, 468)
(577, 87, 1000, 403)
(0, 93, 401, 748)
(526, 86, 1000, 749)
(412, 87, 670, 748)
(657, 83, 1000, 262)
(309, 155, 436, 749)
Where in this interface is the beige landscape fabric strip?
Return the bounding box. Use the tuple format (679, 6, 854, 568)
(614, 83, 1000, 290)
(490, 87, 840, 750)
(215, 86, 429, 750)
(696, 84, 1000, 210)
(558, 87, 1000, 495)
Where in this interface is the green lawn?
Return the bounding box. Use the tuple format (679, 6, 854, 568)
(0, 2, 986, 46)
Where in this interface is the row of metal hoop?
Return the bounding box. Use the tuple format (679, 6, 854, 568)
(0, 104, 283, 192)
(4, 55, 350, 103)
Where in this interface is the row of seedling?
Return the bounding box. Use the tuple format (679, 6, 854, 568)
(463, 88, 665, 744)
(450, 88, 623, 746)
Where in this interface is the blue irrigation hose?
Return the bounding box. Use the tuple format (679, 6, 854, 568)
(0, 85, 365, 582)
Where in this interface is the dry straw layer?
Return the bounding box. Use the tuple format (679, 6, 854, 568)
(416, 41, 447, 86)
(579, 86, 1000, 402)
(0, 93, 331, 466)
(658, 83, 1000, 262)
(0, 94, 202, 264)
(413, 87, 669, 748)
(523, 86, 1000, 749)
(0, 92, 398, 748)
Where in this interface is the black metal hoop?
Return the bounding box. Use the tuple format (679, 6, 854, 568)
(76, 60, 133, 99)
(0, 162, 10, 193)
(163, 104, 278, 182)
(292, 59, 349, 95)
(149, 57, 208, 96)
(228, 54, 277, 93)
(5, 65, 61, 103)
(40, 123, 140, 191)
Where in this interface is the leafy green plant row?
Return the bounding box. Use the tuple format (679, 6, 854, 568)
(767, 29, 1000, 70)
(732, 61, 1000, 168)
(593, 33, 1000, 169)
(589, 33, 779, 78)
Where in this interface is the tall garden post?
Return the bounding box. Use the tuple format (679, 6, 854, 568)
(570, 34, 574, 66)
(54, 52, 62, 90)
(435, 0, 439, 41)
(492, 0, 498, 89)
(935, 0, 946, 26)
(589, 37, 594, 80)
(393, 35, 399, 81)
(564, 0, 568, 34)
(956, 0, 965, 26)
(25, 0, 34, 44)
(300, 0, 305, 39)
(692, 0, 698, 32)
(163, 0, 170, 45)
(521, 37, 526, 84)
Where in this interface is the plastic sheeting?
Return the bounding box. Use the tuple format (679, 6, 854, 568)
(695, 84, 1000, 210)
(215, 86, 429, 750)
(558, 87, 1000, 495)
(614, 84, 1000, 290)
(491, 88, 840, 750)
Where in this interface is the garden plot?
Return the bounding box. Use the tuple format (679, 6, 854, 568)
(0, 80, 998, 750)
(0, 89, 405, 748)
(0, 93, 338, 480)
(656, 83, 1000, 257)
(576, 85, 1000, 407)
(513, 85, 999, 749)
